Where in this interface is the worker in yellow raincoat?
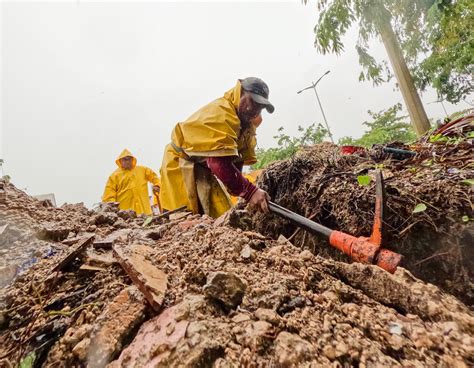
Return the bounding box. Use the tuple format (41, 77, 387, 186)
(102, 149, 161, 215)
(160, 77, 274, 218)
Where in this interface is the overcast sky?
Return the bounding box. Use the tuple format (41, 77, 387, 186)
(1, 1, 466, 207)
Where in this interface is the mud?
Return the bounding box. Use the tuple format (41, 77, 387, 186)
(1, 181, 473, 367)
(230, 142, 473, 305)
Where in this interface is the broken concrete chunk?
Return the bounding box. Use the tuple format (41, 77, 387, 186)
(322, 344, 336, 360)
(72, 337, 90, 360)
(240, 244, 253, 260)
(113, 217, 128, 229)
(79, 264, 106, 273)
(117, 209, 136, 220)
(231, 313, 251, 324)
(103, 229, 132, 245)
(37, 223, 71, 241)
(169, 211, 191, 221)
(113, 244, 167, 311)
(331, 262, 474, 326)
(109, 302, 189, 367)
(93, 238, 114, 250)
(274, 332, 314, 367)
(254, 308, 281, 325)
(93, 212, 118, 226)
(110, 295, 228, 367)
(299, 249, 313, 261)
(98, 201, 120, 213)
(87, 286, 146, 367)
(238, 321, 273, 352)
(52, 235, 95, 272)
(62, 236, 83, 246)
(85, 249, 117, 267)
(203, 272, 246, 310)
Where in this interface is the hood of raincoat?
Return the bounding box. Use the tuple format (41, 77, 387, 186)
(223, 80, 242, 111)
(171, 81, 243, 157)
(115, 149, 137, 170)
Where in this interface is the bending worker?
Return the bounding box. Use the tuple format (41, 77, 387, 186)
(160, 77, 274, 218)
(102, 149, 160, 215)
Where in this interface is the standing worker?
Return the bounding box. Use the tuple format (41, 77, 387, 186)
(160, 77, 274, 218)
(102, 149, 160, 215)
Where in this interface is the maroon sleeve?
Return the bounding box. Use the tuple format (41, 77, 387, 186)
(206, 157, 258, 201)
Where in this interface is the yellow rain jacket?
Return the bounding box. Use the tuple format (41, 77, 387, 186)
(102, 149, 161, 215)
(160, 80, 257, 218)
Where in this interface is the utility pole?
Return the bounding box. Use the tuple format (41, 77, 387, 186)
(428, 99, 449, 119)
(377, 14, 431, 136)
(297, 70, 334, 143)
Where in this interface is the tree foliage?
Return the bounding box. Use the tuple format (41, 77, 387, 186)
(416, 0, 474, 103)
(252, 106, 417, 170)
(305, 0, 473, 103)
(338, 103, 417, 147)
(252, 123, 328, 169)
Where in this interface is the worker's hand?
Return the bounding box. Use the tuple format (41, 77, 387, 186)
(248, 188, 270, 213)
(152, 185, 160, 194)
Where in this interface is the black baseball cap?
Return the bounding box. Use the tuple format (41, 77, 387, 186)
(240, 77, 275, 114)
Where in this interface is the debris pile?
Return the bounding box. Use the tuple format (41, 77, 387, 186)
(0, 182, 147, 293)
(1, 181, 473, 367)
(232, 139, 473, 305)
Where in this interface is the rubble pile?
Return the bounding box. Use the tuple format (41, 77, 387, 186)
(234, 140, 473, 305)
(0, 182, 148, 293)
(1, 182, 473, 367)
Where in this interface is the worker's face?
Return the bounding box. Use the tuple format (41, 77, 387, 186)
(120, 156, 134, 170)
(238, 91, 264, 123)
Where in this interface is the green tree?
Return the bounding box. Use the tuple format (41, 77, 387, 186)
(338, 103, 417, 147)
(252, 123, 328, 169)
(416, 0, 473, 103)
(305, 0, 473, 104)
(304, 0, 450, 135)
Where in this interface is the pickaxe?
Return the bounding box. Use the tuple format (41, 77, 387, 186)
(268, 170, 402, 273)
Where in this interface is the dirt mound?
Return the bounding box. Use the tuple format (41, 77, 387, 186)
(232, 140, 473, 305)
(1, 182, 473, 367)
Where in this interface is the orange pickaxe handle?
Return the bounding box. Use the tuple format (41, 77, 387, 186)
(329, 231, 401, 273)
(268, 201, 402, 273)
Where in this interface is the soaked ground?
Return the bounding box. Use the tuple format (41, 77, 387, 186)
(0, 181, 473, 367)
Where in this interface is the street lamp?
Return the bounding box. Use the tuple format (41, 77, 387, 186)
(297, 70, 334, 143)
(428, 99, 449, 119)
